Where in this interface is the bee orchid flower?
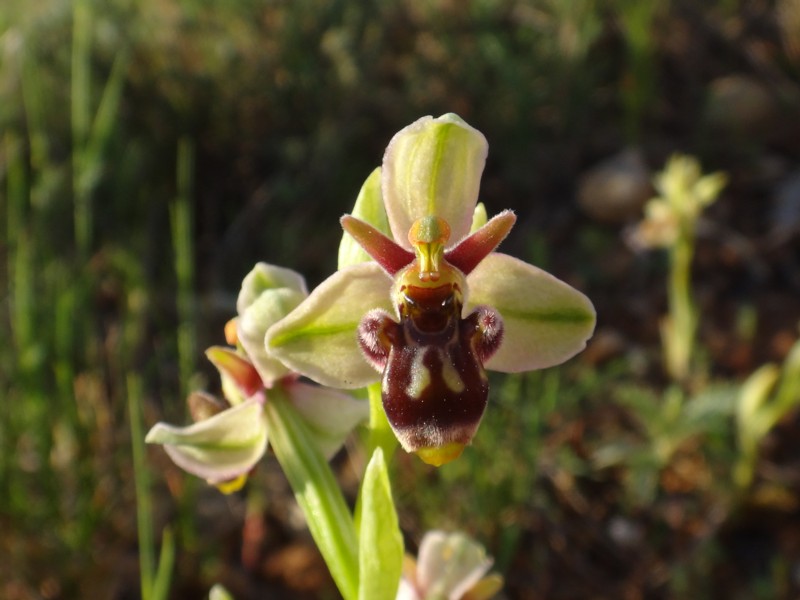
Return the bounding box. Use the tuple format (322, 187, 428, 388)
(266, 114, 596, 466)
(145, 263, 368, 492)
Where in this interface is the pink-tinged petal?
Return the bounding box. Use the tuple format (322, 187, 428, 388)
(145, 398, 267, 484)
(340, 215, 414, 275)
(205, 346, 262, 399)
(286, 381, 369, 459)
(265, 263, 394, 388)
(382, 114, 488, 249)
(445, 210, 516, 275)
(466, 253, 596, 372)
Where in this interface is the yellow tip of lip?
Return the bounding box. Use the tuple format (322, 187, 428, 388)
(415, 443, 465, 466)
(214, 474, 248, 494)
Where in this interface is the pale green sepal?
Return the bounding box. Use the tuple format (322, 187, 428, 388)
(238, 287, 306, 386)
(357, 448, 403, 600)
(265, 263, 394, 388)
(338, 167, 390, 269)
(265, 391, 359, 600)
(145, 398, 267, 484)
(466, 253, 596, 372)
(382, 114, 488, 249)
(287, 381, 369, 459)
(237, 262, 307, 315)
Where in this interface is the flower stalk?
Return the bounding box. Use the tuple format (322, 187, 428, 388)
(664, 224, 696, 383)
(366, 382, 398, 462)
(264, 390, 360, 600)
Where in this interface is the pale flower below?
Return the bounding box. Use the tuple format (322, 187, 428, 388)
(397, 530, 502, 600)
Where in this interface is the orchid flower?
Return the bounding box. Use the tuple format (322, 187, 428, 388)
(145, 263, 368, 492)
(397, 530, 502, 600)
(266, 114, 596, 466)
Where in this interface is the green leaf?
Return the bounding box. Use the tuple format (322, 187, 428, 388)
(265, 391, 359, 600)
(466, 253, 596, 372)
(357, 448, 403, 600)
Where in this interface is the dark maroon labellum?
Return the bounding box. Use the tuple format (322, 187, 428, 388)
(358, 277, 503, 465)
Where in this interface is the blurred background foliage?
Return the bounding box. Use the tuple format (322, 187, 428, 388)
(2, 0, 800, 598)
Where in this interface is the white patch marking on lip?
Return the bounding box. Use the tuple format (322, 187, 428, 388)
(439, 348, 465, 394)
(406, 348, 432, 400)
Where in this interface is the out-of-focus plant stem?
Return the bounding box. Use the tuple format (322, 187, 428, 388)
(128, 374, 175, 600)
(663, 224, 697, 383)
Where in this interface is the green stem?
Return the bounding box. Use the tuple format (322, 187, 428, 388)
(366, 382, 397, 461)
(169, 137, 198, 548)
(127, 374, 155, 600)
(171, 137, 197, 398)
(71, 0, 92, 260)
(665, 228, 696, 382)
(265, 391, 359, 600)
